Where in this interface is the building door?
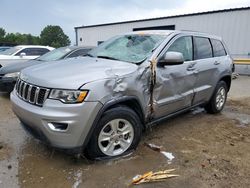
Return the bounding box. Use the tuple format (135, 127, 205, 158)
(133, 25, 175, 31)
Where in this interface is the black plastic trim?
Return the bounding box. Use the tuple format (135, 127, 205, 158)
(146, 102, 204, 127)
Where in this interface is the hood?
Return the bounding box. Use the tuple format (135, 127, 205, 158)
(0, 59, 29, 67)
(0, 59, 42, 75)
(20, 57, 138, 89)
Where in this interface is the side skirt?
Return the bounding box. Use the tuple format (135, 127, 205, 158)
(146, 102, 205, 128)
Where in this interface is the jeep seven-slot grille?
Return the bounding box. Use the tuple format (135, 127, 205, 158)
(15, 79, 50, 106)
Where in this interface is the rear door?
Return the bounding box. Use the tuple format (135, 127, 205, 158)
(192, 36, 220, 104)
(153, 35, 197, 118)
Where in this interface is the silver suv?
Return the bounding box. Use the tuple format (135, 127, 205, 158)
(11, 30, 233, 159)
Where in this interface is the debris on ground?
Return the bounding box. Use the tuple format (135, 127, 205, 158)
(144, 143, 175, 163)
(191, 107, 205, 115)
(160, 151, 175, 164)
(232, 73, 239, 79)
(131, 169, 179, 185)
(144, 143, 162, 152)
(72, 170, 82, 188)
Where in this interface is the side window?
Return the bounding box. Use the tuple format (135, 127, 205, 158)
(67, 51, 79, 58)
(76, 49, 90, 56)
(16, 48, 49, 56)
(34, 48, 50, 56)
(167, 36, 193, 61)
(193, 37, 212, 60)
(67, 49, 89, 58)
(211, 39, 226, 57)
(15, 49, 29, 56)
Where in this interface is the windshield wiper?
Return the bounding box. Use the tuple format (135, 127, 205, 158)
(97, 55, 118, 61)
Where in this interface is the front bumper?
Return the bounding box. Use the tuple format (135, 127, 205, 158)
(0, 76, 16, 92)
(11, 90, 103, 149)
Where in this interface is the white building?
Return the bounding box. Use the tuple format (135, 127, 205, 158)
(75, 7, 250, 57)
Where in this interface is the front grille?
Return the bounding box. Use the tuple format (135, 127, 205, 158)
(15, 79, 50, 106)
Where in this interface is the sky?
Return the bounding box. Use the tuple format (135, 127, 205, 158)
(1, 0, 250, 44)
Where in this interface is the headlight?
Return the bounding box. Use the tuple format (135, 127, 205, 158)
(4, 72, 20, 78)
(49, 89, 88, 103)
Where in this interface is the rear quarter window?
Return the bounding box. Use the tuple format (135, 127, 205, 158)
(67, 49, 90, 58)
(211, 39, 226, 57)
(193, 37, 213, 60)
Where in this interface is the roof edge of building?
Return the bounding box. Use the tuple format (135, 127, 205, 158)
(75, 6, 250, 29)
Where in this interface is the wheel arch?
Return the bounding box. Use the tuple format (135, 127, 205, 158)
(104, 97, 145, 125)
(82, 96, 145, 150)
(219, 75, 231, 91)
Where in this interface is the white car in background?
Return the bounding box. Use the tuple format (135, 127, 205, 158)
(0, 45, 54, 67)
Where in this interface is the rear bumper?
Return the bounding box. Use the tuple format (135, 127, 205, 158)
(0, 77, 16, 92)
(11, 90, 103, 150)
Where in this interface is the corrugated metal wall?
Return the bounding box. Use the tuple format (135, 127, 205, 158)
(76, 9, 250, 56)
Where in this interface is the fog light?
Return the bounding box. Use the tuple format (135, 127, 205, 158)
(48, 122, 68, 132)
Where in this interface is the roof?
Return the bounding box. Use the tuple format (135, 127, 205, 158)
(15, 45, 54, 50)
(72, 46, 95, 49)
(125, 30, 174, 36)
(55, 46, 94, 50)
(75, 7, 250, 29)
(124, 30, 222, 40)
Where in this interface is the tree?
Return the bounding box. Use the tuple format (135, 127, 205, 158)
(4, 33, 17, 44)
(0, 26, 69, 46)
(40, 25, 70, 48)
(0, 28, 6, 39)
(1, 30, 40, 45)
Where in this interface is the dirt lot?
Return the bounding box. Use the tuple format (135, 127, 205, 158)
(0, 76, 250, 188)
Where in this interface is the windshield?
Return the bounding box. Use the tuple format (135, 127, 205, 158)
(87, 34, 167, 63)
(37, 47, 72, 61)
(0, 46, 21, 55)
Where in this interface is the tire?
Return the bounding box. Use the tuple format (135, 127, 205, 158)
(205, 81, 228, 114)
(85, 106, 142, 160)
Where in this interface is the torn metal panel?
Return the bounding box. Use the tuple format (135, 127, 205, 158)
(81, 62, 153, 120)
(152, 62, 197, 118)
(148, 58, 157, 120)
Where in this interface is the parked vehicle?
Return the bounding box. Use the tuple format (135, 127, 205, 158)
(11, 30, 233, 159)
(0, 45, 54, 67)
(0, 46, 11, 52)
(0, 46, 93, 92)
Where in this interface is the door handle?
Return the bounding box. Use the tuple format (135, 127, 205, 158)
(214, 61, 220, 65)
(187, 62, 196, 71)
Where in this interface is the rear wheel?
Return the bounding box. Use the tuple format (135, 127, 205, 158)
(205, 81, 228, 114)
(85, 106, 142, 160)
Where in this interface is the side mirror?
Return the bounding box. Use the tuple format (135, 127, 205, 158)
(20, 52, 26, 58)
(158, 52, 184, 67)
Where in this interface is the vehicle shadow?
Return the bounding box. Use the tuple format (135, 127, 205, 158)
(0, 92, 10, 99)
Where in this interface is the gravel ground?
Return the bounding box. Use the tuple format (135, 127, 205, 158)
(0, 75, 250, 188)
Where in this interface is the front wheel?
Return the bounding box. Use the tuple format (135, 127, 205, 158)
(85, 106, 142, 160)
(205, 81, 228, 114)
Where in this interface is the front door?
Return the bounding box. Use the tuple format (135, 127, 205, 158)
(153, 35, 197, 118)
